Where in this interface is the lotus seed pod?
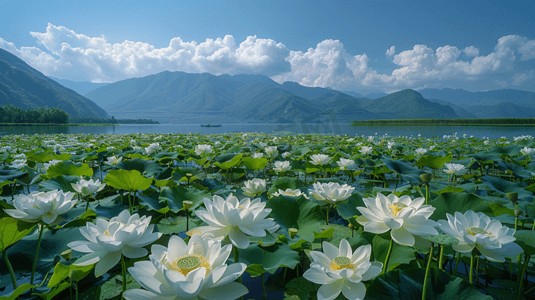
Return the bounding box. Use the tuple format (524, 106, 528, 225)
(514, 209, 523, 217)
(506, 192, 518, 204)
(61, 249, 72, 260)
(420, 173, 432, 183)
(183, 200, 193, 210)
(288, 228, 298, 239)
(348, 224, 355, 229)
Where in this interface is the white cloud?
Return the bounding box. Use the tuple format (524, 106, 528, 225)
(1, 24, 534, 92)
(385, 46, 395, 57)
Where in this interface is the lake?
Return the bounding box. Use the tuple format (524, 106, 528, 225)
(1, 123, 534, 138)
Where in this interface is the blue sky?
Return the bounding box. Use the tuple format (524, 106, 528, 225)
(1, 0, 534, 93)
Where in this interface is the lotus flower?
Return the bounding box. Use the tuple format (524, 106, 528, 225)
(272, 188, 308, 199)
(190, 194, 279, 249)
(437, 210, 523, 262)
(443, 163, 468, 176)
(415, 148, 427, 155)
(251, 152, 264, 158)
(359, 146, 373, 155)
(123, 234, 248, 300)
(5, 190, 76, 224)
(42, 159, 62, 171)
(310, 154, 331, 166)
(71, 178, 106, 197)
(195, 144, 213, 156)
(265, 146, 278, 157)
(309, 182, 355, 205)
(241, 178, 266, 197)
(68, 210, 162, 276)
(10, 159, 26, 169)
(356, 193, 438, 246)
(336, 158, 355, 170)
(521, 147, 535, 156)
(303, 240, 382, 300)
(104, 156, 123, 165)
(145, 143, 161, 155)
(273, 161, 291, 173)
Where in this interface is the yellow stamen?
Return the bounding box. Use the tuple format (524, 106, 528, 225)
(465, 227, 490, 236)
(389, 202, 408, 217)
(329, 256, 354, 271)
(186, 229, 203, 237)
(168, 254, 211, 276)
(103, 230, 111, 236)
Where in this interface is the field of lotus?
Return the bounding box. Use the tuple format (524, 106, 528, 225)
(0, 132, 534, 300)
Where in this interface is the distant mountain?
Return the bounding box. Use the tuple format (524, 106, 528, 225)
(0, 49, 108, 118)
(366, 92, 388, 99)
(428, 99, 477, 118)
(340, 91, 366, 98)
(418, 88, 535, 109)
(85, 71, 465, 123)
(466, 102, 535, 118)
(49, 77, 109, 96)
(359, 89, 459, 119)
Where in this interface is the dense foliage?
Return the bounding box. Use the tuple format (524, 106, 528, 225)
(0, 105, 69, 124)
(69, 116, 159, 124)
(0, 131, 534, 299)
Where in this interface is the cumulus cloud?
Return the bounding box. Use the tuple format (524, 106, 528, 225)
(1, 24, 534, 92)
(385, 46, 396, 57)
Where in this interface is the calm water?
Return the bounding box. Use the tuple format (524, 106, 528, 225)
(0, 123, 534, 138)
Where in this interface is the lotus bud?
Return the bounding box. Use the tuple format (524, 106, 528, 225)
(506, 192, 518, 204)
(348, 224, 355, 229)
(186, 173, 193, 178)
(288, 228, 298, 239)
(183, 200, 193, 210)
(514, 209, 523, 217)
(420, 173, 432, 183)
(61, 249, 72, 260)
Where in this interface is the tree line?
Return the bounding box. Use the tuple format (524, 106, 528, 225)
(0, 105, 69, 124)
(69, 116, 159, 124)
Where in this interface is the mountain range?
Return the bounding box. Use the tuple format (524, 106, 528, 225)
(0, 48, 108, 118)
(1, 48, 534, 123)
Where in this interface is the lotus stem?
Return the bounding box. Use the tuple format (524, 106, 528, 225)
(438, 245, 444, 270)
(121, 255, 127, 298)
(75, 280, 79, 300)
(85, 196, 90, 211)
(234, 247, 243, 300)
(128, 192, 132, 214)
(425, 184, 429, 205)
(325, 205, 330, 225)
(3, 250, 17, 289)
(469, 250, 476, 284)
(382, 238, 394, 274)
(261, 272, 267, 299)
(31, 223, 44, 286)
(422, 243, 434, 300)
(518, 254, 531, 300)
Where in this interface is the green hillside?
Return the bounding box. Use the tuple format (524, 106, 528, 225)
(0, 49, 108, 118)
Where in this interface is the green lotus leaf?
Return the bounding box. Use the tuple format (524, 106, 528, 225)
(39, 175, 80, 193)
(159, 186, 211, 213)
(268, 177, 302, 195)
(213, 153, 243, 170)
(104, 169, 152, 191)
(514, 230, 535, 255)
(415, 154, 453, 169)
(335, 193, 364, 220)
(100, 274, 141, 300)
(497, 161, 532, 179)
(239, 243, 300, 276)
(0, 283, 36, 300)
(481, 175, 531, 198)
(373, 235, 416, 271)
(172, 167, 206, 183)
(366, 268, 493, 300)
(421, 234, 459, 245)
(46, 161, 93, 178)
(48, 262, 93, 287)
(138, 193, 169, 214)
(157, 215, 203, 235)
(431, 186, 466, 195)
(0, 217, 36, 252)
(242, 157, 268, 171)
(114, 158, 163, 177)
(429, 193, 494, 221)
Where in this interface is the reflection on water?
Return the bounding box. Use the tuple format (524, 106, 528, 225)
(0, 123, 533, 138)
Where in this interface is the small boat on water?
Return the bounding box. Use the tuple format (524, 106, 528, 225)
(200, 124, 222, 127)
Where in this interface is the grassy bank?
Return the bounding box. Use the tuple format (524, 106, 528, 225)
(0, 123, 116, 126)
(351, 118, 535, 126)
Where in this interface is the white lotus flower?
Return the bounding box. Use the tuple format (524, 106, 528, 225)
(356, 193, 438, 246)
(310, 154, 331, 166)
(272, 188, 308, 199)
(5, 190, 76, 224)
(242, 178, 266, 197)
(359, 146, 373, 155)
(71, 178, 106, 197)
(10, 159, 26, 169)
(265, 146, 278, 157)
(444, 163, 468, 176)
(68, 210, 162, 276)
(437, 210, 523, 262)
(282, 152, 291, 158)
(190, 194, 279, 249)
(303, 240, 382, 300)
(521, 147, 535, 156)
(309, 182, 355, 205)
(251, 152, 264, 158)
(415, 148, 427, 155)
(104, 156, 123, 166)
(195, 144, 213, 156)
(273, 161, 291, 173)
(42, 159, 62, 172)
(123, 234, 248, 300)
(336, 158, 355, 170)
(145, 143, 161, 155)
